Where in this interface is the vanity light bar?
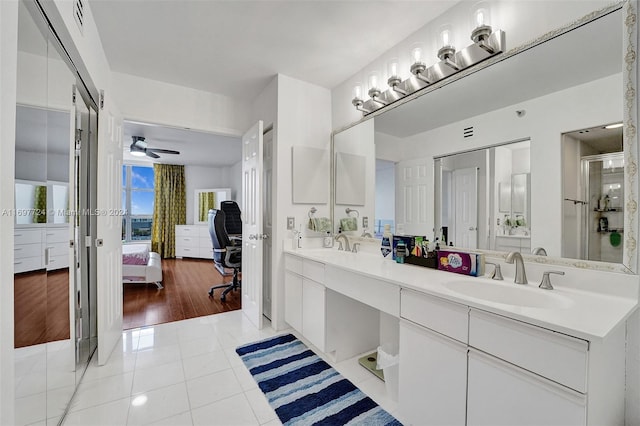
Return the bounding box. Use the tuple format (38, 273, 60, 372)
(353, 29, 506, 115)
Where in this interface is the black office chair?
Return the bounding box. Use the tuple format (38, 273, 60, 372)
(220, 200, 242, 236)
(208, 209, 241, 302)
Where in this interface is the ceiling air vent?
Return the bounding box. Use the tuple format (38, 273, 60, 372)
(73, 0, 84, 34)
(463, 126, 474, 138)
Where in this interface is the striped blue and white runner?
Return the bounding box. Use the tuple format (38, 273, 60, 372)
(236, 334, 402, 426)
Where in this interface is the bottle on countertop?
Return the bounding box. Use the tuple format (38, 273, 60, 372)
(381, 224, 392, 257)
(323, 231, 333, 248)
(395, 241, 406, 264)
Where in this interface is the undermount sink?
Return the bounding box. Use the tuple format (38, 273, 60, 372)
(441, 280, 573, 309)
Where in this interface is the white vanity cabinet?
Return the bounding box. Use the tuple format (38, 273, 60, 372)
(283, 254, 326, 351)
(398, 288, 626, 426)
(45, 226, 70, 270)
(14, 228, 45, 273)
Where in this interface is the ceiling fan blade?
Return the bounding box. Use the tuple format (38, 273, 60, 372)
(146, 151, 160, 159)
(147, 148, 180, 155)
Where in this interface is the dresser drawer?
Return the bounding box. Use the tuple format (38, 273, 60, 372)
(46, 242, 69, 257)
(401, 289, 469, 343)
(45, 227, 69, 243)
(15, 242, 43, 259)
(176, 236, 198, 246)
(469, 309, 588, 393)
(14, 256, 44, 273)
(47, 254, 69, 270)
(199, 247, 213, 259)
(14, 229, 43, 244)
(175, 226, 202, 237)
(175, 246, 199, 258)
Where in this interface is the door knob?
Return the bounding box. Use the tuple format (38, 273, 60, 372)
(248, 234, 257, 240)
(469, 226, 477, 231)
(260, 234, 269, 240)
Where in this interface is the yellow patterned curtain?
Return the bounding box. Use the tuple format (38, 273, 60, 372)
(33, 185, 47, 223)
(198, 192, 216, 222)
(151, 164, 186, 258)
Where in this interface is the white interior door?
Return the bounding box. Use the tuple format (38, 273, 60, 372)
(396, 157, 430, 235)
(96, 91, 123, 365)
(242, 121, 264, 329)
(453, 167, 478, 248)
(262, 128, 273, 320)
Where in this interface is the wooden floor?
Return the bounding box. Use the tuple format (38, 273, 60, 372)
(123, 258, 241, 330)
(14, 268, 70, 348)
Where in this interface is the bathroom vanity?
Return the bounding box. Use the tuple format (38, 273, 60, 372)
(283, 248, 637, 426)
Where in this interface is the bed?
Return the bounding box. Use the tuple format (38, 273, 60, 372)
(122, 244, 163, 289)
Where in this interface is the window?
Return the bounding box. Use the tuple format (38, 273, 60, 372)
(122, 165, 154, 241)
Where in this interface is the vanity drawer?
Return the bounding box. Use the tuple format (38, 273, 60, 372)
(469, 309, 588, 393)
(14, 256, 44, 273)
(175, 246, 198, 257)
(325, 266, 399, 317)
(401, 289, 468, 343)
(284, 254, 303, 275)
(302, 259, 324, 284)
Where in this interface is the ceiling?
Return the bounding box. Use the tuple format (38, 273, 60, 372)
(88, 0, 458, 101)
(88, 1, 459, 167)
(123, 121, 241, 167)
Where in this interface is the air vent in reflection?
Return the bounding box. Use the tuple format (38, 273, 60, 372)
(74, 0, 84, 33)
(463, 126, 474, 138)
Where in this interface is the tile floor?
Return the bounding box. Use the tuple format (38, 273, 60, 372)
(59, 311, 400, 425)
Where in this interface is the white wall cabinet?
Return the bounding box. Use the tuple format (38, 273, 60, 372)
(175, 225, 213, 259)
(467, 349, 586, 426)
(399, 320, 467, 426)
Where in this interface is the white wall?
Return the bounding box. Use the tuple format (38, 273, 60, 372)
(252, 74, 332, 331)
(331, 0, 613, 130)
(184, 164, 240, 225)
(112, 72, 251, 137)
(0, 1, 18, 422)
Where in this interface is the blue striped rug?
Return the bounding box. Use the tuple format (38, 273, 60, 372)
(236, 334, 402, 426)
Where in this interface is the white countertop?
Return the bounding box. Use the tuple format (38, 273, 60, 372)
(284, 248, 638, 341)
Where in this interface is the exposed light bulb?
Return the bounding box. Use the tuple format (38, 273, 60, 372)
(369, 74, 378, 90)
(390, 62, 398, 78)
(476, 9, 485, 27)
(412, 47, 423, 64)
(353, 84, 362, 99)
(441, 29, 450, 47)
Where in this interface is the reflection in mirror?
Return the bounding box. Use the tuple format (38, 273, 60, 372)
(333, 5, 629, 270)
(194, 188, 231, 224)
(562, 123, 623, 263)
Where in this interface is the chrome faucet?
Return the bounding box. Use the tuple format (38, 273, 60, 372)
(505, 251, 528, 284)
(532, 247, 547, 256)
(335, 234, 350, 252)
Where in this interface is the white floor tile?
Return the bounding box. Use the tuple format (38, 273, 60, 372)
(15, 372, 47, 398)
(70, 371, 134, 412)
(62, 397, 130, 425)
(132, 360, 185, 394)
(357, 375, 398, 414)
(334, 355, 379, 385)
(260, 420, 282, 426)
(179, 335, 223, 359)
(232, 364, 259, 392)
(191, 393, 259, 426)
(182, 350, 231, 381)
(82, 352, 137, 383)
(148, 411, 193, 426)
(127, 382, 191, 426)
(46, 385, 76, 420)
(186, 368, 243, 409)
(15, 392, 47, 426)
(176, 322, 216, 343)
(223, 347, 245, 368)
(244, 388, 277, 425)
(135, 343, 181, 369)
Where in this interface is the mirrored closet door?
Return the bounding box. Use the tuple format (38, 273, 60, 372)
(14, 1, 98, 424)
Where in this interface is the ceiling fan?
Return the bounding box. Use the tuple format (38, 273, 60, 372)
(129, 136, 180, 159)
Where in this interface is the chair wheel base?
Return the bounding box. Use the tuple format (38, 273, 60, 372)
(208, 289, 214, 297)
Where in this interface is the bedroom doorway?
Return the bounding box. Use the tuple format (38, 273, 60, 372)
(120, 121, 244, 330)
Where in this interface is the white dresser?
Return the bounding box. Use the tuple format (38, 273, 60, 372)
(14, 225, 70, 273)
(175, 225, 213, 259)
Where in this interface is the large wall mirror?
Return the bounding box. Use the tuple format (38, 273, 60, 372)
(332, 2, 637, 273)
(14, 1, 99, 424)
